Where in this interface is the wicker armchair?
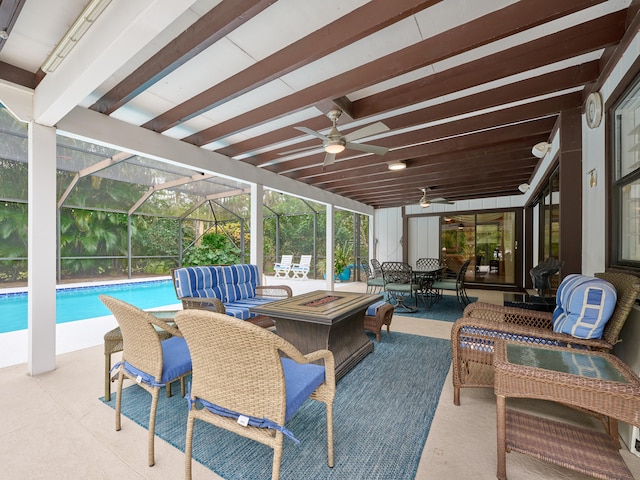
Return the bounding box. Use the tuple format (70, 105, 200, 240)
(99, 295, 192, 467)
(364, 302, 394, 341)
(451, 272, 640, 406)
(174, 308, 335, 480)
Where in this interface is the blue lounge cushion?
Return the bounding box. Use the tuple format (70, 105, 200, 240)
(552, 274, 617, 339)
(281, 358, 325, 422)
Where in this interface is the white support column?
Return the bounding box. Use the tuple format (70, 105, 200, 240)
(325, 204, 335, 291)
(369, 214, 375, 263)
(28, 122, 57, 375)
(250, 183, 264, 274)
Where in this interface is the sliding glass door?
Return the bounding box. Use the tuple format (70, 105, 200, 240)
(440, 211, 517, 285)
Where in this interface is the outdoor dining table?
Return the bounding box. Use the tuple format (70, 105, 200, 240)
(413, 266, 444, 309)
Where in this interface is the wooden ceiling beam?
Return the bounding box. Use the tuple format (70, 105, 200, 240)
(90, 0, 274, 115)
(283, 117, 555, 180)
(182, 0, 605, 146)
(229, 65, 590, 164)
(142, 0, 442, 132)
(262, 92, 578, 173)
(351, 10, 626, 118)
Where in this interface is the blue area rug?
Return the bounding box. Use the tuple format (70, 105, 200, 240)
(392, 294, 477, 322)
(101, 332, 451, 480)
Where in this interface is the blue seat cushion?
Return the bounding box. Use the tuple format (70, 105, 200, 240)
(281, 358, 325, 422)
(552, 274, 617, 339)
(366, 300, 387, 316)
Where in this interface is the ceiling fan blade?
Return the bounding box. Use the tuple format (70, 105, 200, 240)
(323, 152, 336, 166)
(295, 126, 328, 141)
(345, 142, 388, 156)
(344, 121, 389, 142)
(430, 198, 455, 204)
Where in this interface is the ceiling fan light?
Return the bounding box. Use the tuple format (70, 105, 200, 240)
(324, 143, 345, 154)
(388, 161, 406, 171)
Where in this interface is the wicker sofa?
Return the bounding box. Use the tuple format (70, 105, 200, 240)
(171, 264, 291, 321)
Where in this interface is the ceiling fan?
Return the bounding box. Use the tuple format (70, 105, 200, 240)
(419, 187, 455, 208)
(281, 109, 390, 166)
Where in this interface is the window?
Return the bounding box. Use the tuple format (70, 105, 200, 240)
(612, 77, 640, 271)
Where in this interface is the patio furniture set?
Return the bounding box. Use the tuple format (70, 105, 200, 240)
(451, 270, 640, 479)
(100, 262, 395, 478)
(364, 257, 471, 314)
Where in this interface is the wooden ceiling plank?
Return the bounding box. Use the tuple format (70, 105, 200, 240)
(91, 0, 275, 115)
(143, 0, 442, 132)
(351, 10, 626, 118)
(280, 117, 555, 179)
(263, 90, 579, 173)
(182, 0, 604, 146)
(235, 64, 591, 165)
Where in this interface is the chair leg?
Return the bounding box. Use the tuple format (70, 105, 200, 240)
(105, 353, 111, 402)
(185, 412, 195, 480)
(148, 389, 160, 467)
(326, 401, 334, 468)
(115, 369, 124, 432)
(272, 433, 284, 480)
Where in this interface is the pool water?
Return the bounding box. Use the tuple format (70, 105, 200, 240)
(0, 280, 180, 334)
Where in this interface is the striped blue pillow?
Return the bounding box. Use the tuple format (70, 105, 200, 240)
(552, 274, 617, 339)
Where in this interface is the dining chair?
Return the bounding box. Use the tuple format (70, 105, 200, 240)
(430, 258, 471, 305)
(361, 260, 384, 293)
(99, 295, 192, 467)
(174, 308, 335, 480)
(381, 261, 419, 313)
(415, 257, 444, 309)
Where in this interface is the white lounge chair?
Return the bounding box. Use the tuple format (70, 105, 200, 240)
(273, 255, 293, 278)
(291, 255, 312, 280)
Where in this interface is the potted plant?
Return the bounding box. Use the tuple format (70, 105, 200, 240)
(334, 242, 352, 281)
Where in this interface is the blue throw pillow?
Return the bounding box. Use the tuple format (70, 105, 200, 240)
(552, 274, 617, 339)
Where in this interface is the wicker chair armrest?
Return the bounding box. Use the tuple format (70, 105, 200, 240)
(452, 316, 613, 351)
(150, 316, 182, 338)
(180, 296, 226, 313)
(256, 285, 293, 298)
(463, 301, 554, 329)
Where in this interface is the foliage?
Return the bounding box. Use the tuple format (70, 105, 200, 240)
(334, 241, 352, 274)
(182, 232, 240, 266)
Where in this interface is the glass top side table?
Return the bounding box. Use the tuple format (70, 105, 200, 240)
(493, 340, 640, 480)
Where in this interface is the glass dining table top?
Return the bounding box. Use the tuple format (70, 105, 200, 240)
(505, 343, 630, 383)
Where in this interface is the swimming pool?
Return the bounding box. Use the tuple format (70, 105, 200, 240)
(0, 279, 180, 334)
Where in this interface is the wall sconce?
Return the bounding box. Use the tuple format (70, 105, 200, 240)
(532, 142, 550, 159)
(587, 168, 597, 188)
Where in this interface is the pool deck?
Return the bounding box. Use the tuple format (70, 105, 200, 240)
(0, 275, 360, 368)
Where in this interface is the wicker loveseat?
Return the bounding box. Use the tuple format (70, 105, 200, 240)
(451, 272, 640, 406)
(171, 264, 292, 321)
